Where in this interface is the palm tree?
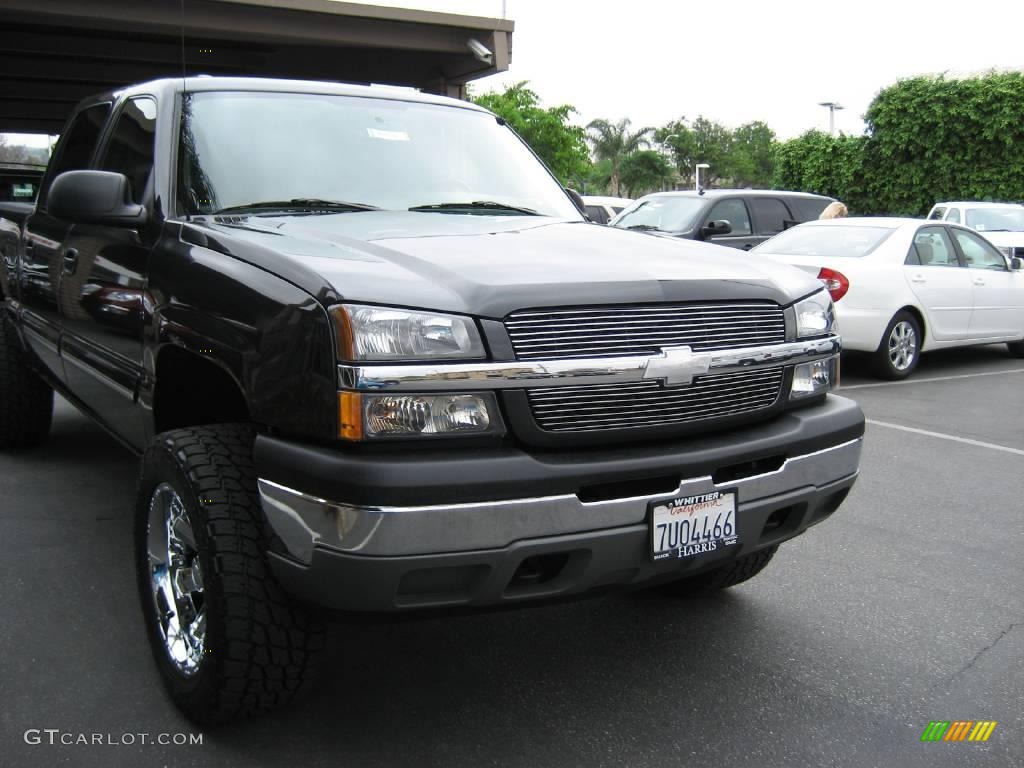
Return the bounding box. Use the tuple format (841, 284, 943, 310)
(586, 118, 654, 197)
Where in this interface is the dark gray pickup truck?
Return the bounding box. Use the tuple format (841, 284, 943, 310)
(0, 77, 863, 724)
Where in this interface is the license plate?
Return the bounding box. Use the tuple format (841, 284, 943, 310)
(650, 490, 738, 561)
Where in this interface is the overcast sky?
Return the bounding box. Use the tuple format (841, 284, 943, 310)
(359, 0, 1024, 138)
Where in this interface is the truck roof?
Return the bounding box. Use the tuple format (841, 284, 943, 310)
(82, 76, 493, 115)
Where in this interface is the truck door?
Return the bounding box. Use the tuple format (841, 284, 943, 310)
(701, 197, 760, 250)
(19, 102, 111, 383)
(60, 96, 158, 448)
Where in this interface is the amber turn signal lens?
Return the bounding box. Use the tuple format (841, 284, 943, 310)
(338, 391, 363, 440)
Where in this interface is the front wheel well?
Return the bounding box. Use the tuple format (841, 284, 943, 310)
(153, 346, 250, 434)
(877, 306, 927, 351)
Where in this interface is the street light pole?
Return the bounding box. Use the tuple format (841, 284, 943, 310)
(695, 163, 710, 192)
(817, 102, 845, 135)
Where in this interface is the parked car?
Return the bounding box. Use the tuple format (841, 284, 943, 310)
(0, 76, 863, 724)
(927, 201, 1024, 259)
(610, 190, 834, 250)
(582, 195, 632, 224)
(753, 217, 1024, 378)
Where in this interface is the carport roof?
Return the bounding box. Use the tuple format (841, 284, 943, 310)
(0, 0, 514, 134)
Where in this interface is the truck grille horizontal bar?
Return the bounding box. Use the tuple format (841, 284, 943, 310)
(527, 367, 785, 432)
(506, 302, 786, 360)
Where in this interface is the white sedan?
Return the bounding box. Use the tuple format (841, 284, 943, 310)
(752, 217, 1024, 378)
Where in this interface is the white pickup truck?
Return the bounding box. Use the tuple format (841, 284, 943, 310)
(927, 201, 1024, 259)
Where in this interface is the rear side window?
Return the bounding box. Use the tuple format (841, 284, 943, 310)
(911, 226, 959, 267)
(99, 97, 157, 204)
(945, 208, 961, 224)
(706, 198, 752, 236)
(749, 197, 791, 236)
(786, 197, 831, 222)
(585, 205, 609, 224)
(39, 102, 111, 207)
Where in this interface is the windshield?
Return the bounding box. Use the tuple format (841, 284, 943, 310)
(964, 207, 1024, 232)
(177, 91, 581, 219)
(753, 224, 896, 258)
(611, 196, 706, 233)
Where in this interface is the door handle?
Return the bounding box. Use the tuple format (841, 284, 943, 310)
(910, 275, 927, 284)
(742, 243, 754, 251)
(973, 278, 986, 286)
(62, 248, 79, 276)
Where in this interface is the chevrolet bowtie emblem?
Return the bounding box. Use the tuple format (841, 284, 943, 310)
(642, 345, 713, 387)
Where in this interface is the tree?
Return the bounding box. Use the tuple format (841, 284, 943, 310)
(655, 120, 696, 187)
(730, 121, 776, 188)
(586, 118, 654, 196)
(689, 116, 733, 186)
(619, 150, 674, 197)
(472, 81, 590, 184)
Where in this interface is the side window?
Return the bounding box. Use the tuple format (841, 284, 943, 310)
(99, 97, 158, 205)
(38, 102, 112, 207)
(951, 228, 1008, 271)
(749, 197, 791, 236)
(912, 226, 960, 267)
(585, 205, 608, 225)
(706, 198, 752, 236)
(945, 208, 961, 224)
(928, 207, 946, 221)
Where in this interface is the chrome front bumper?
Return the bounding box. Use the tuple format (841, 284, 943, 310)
(259, 437, 862, 566)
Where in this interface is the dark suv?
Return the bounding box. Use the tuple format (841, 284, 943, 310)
(611, 190, 834, 250)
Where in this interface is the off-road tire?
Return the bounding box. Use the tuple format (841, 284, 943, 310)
(872, 311, 921, 380)
(135, 424, 324, 726)
(0, 312, 53, 449)
(658, 546, 779, 597)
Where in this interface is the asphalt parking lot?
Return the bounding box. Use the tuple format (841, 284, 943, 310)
(2, 345, 1022, 768)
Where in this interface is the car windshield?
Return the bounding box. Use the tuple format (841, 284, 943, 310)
(753, 224, 896, 258)
(611, 197, 705, 233)
(964, 207, 1024, 232)
(176, 91, 582, 219)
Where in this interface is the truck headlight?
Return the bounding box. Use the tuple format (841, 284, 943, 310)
(790, 355, 839, 399)
(332, 304, 485, 361)
(338, 391, 501, 440)
(794, 290, 837, 338)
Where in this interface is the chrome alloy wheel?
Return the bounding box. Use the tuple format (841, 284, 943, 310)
(887, 320, 917, 371)
(147, 483, 205, 676)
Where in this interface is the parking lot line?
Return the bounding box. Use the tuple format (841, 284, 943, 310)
(841, 368, 1024, 391)
(866, 419, 1024, 457)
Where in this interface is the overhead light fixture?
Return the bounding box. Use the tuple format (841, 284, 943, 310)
(467, 38, 493, 65)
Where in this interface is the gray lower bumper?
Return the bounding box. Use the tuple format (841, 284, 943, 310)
(259, 437, 862, 565)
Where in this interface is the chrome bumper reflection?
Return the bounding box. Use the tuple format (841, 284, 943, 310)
(259, 437, 862, 564)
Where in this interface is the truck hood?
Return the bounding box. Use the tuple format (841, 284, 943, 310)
(184, 212, 822, 317)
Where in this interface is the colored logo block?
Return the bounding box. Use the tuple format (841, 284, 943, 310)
(920, 721, 997, 742)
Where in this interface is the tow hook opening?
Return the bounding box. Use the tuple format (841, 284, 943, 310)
(507, 553, 570, 591)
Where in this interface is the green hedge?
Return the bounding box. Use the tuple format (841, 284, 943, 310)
(773, 72, 1024, 216)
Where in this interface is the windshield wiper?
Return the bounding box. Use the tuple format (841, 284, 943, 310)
(214, 199, 381, 215)
(624, 224, 664, 232)
(409, 200, 539, 215)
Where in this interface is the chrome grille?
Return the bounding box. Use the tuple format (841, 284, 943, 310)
(505, 303, 787, 360)
(527, 368, 785, 432)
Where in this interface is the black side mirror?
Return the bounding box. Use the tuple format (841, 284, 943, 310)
(564, 187, 587, 216)
(701, 219, 732, 238)
(48, 170, 147, 228)
(1011, 256, 1022, 270)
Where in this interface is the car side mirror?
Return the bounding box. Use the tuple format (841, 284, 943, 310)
(564, 187, 586, 216)
(48, 170, 147, 228)
(1011, 256, 1022, 270)
(701, 219, 732, 238)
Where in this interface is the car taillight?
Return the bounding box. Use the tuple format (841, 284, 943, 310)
(817, 267, 849, 302)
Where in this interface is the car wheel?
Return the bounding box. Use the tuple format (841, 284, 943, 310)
(0, 312, 53, 449)
(656, 546, 778, 597)
(872, 311, 921, 380)
(135, 424, 324, 726)
(1007, 340, 1024, 358)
